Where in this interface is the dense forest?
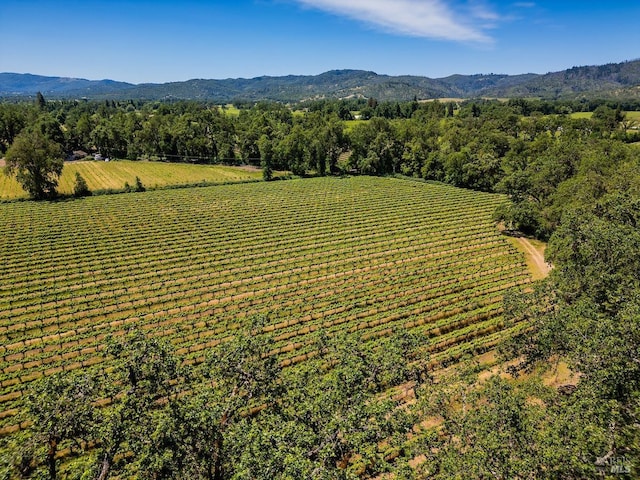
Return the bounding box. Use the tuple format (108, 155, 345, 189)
(1, 95, 640, 478)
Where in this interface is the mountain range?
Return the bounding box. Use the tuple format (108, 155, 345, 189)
(2, 59, 639, 103)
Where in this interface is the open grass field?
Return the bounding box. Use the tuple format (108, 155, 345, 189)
(0, 160, 267, 200)
(570, 110, 640, 121)
(0, 176, 531, 435)
(570, 112, 593, 119)
(221, 104, 241, 116)
(344, 119, 367, 132)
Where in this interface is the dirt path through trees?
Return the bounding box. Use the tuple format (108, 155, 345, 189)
(514, 236, 552, 280)
(497, 224, 551, 280)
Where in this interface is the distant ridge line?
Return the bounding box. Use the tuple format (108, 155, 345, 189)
(2, 59, 640, 102)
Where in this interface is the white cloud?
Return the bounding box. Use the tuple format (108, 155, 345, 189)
(292, 0, 497, 43)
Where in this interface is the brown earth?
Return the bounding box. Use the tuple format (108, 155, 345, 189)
(234, 164, 261, 172)
(497, 224, 552, 280)
(514, 236, 552, 280)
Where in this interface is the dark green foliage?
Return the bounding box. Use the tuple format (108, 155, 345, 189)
(1, 372, 99, 480)
(258, 134, 273, 180)
(493, 164, 640, 477)
(415, 370, 612, 479)
(34, 114, 65, 147)
(543, 190, 640, 402)
(72, 171, 91, 197)
(123, 177, 146, 193)
(349, 117, 402, 174)
(261, 160, 273, 181)
(1, 96, 637, 188)
(548, 205, 640, 313)
(35, 92, 46, 110)
(592, 104, 626, 132)
(258, 333, 423, 479)
(4, 129, 64, 199)
(0, 103, 29, 153)
(94, 330, 182, 480)
(134, 176, 145, 192)
(3, 325, 427, 479)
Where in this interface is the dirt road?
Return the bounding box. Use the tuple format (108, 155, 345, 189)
(497, 224, 552, 280)
(515, 236, 552, 279)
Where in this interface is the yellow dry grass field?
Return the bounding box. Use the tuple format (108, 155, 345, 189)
(0, 161, 266, 199)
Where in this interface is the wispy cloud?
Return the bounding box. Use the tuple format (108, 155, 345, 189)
(291, 0, 498, 43)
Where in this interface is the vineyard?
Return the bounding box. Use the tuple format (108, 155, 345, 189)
(0, 176, 531, 436)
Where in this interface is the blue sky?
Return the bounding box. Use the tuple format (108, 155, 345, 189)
(1, 1, 638, 84)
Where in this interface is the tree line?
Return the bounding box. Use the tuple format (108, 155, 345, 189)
(2, 95, 639, 205)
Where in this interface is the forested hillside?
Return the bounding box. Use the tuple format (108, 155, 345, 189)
(2, 59, 640, 102)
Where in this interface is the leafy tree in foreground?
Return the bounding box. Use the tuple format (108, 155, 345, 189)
(119, 327, 426, 480)
(260, 333, 422, 479)
(93, 330, 181, 480)
(130, 319, 282, 480)
(0, 372, 99, 480)
(493, 186, 640, 477)
(413, 369, 610, 479)
(4, 129, 64, 199)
